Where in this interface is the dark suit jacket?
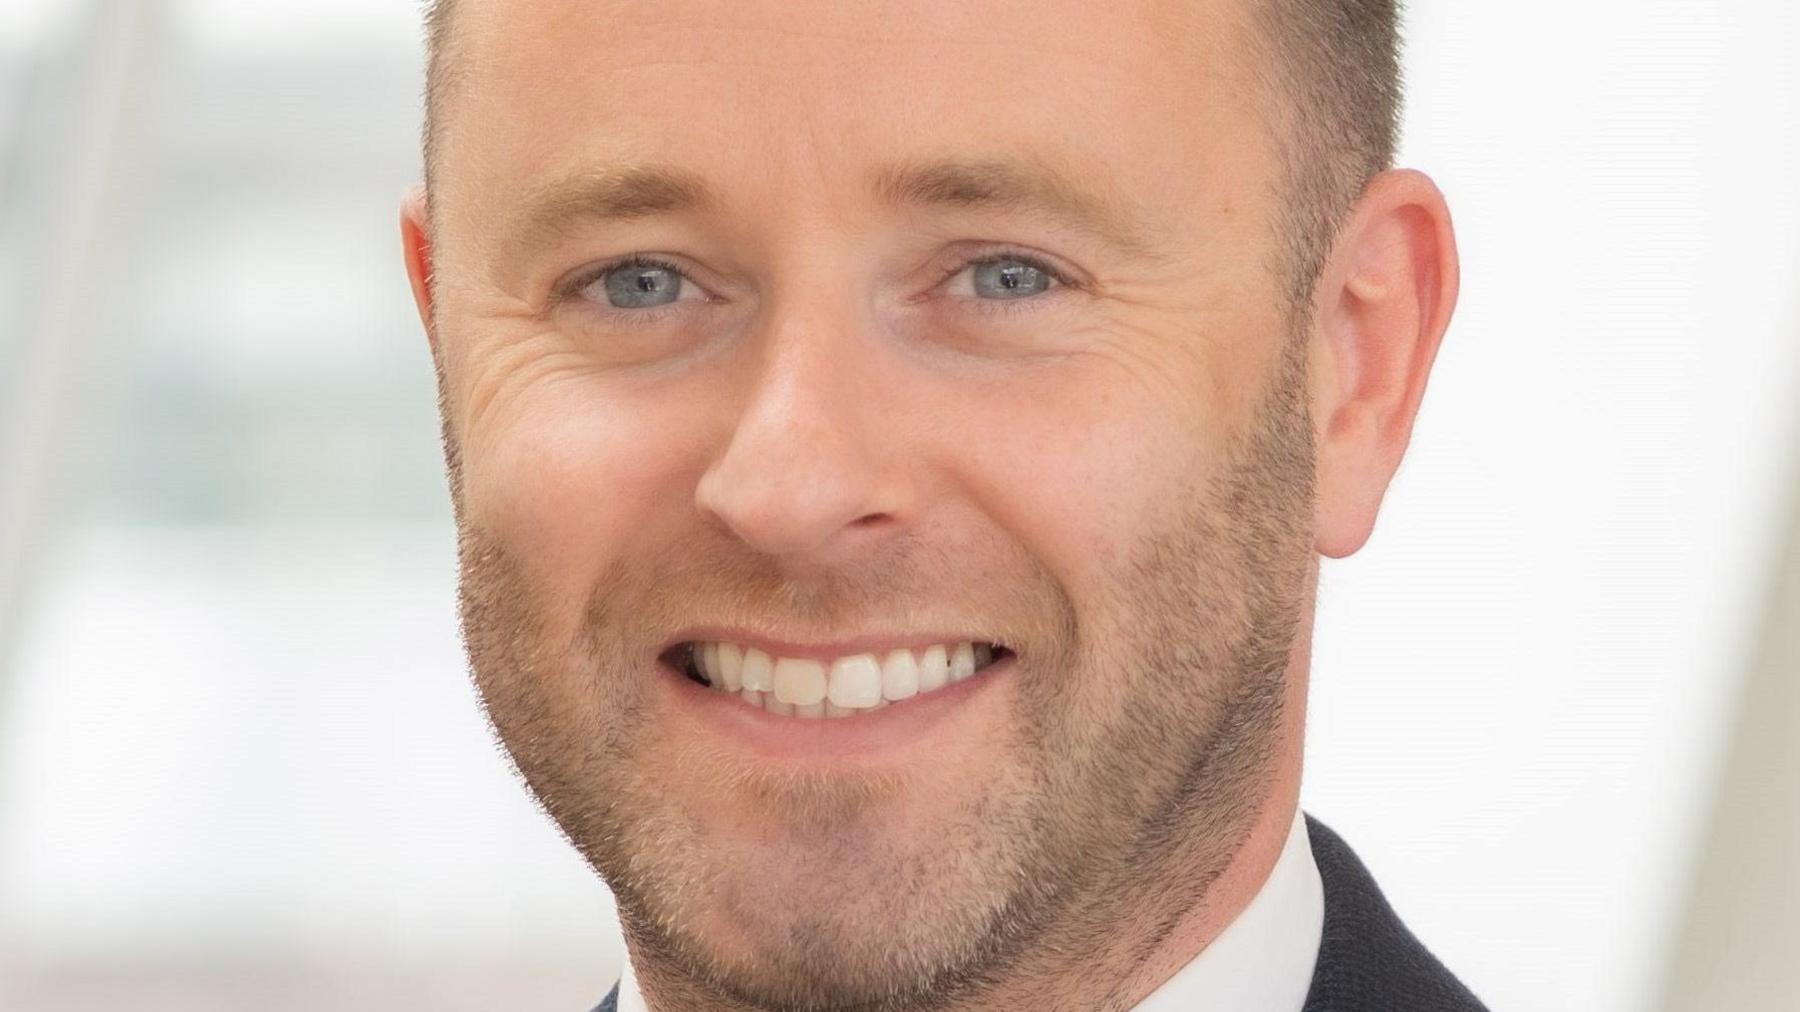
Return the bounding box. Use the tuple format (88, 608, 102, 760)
(591, 815, 1485, 1010)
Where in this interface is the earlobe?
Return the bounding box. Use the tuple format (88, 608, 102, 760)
(399, 183, 438, 356)
(1308, 169, 1460, 559)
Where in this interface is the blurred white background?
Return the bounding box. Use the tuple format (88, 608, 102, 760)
(1, 1, 1795, 1009)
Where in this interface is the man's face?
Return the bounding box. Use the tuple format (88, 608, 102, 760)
(428, 0, 1319, 1006)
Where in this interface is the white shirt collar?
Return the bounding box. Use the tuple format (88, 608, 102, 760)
(616, 808, 1321, 1012)
(1133, 806, 1322, 1011)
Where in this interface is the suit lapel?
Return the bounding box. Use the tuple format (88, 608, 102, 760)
(1300, 816, 1486, 1011)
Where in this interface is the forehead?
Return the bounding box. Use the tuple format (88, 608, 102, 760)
(433, 0, 1263, 241)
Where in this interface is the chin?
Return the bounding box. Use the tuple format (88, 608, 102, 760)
(604, 738, 1046, 1009)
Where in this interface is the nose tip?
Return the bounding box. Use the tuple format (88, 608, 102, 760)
(694, 416, 901, 560)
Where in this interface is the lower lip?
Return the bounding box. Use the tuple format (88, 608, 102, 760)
(659, 655, 1014, 762)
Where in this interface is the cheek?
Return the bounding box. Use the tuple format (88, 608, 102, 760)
(459, 372, 705, 626)
(949, 351, 1245, 740)
(957, 359, 1209, 597)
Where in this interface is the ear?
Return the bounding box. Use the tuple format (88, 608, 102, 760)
(399, 183, 439, 359)
(1306, 168, 1460, 558)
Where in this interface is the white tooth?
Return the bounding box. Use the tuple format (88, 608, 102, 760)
(719, 642, 744, 691)
(740, 648, 774, 692)
(827, 654, 883, 709)
(918, 644, 949, 692)
(973, 642, 993, 669)
(764, 695, 793, 717)
(824, 701, 856, 718)
(772, 657, 827, 706)
(701, 642, 720, 684)
(949, 641, 976, 682)
(794, 702, 825, 719)
(740, 688, 761, 707)
(881, 649, 920, 701)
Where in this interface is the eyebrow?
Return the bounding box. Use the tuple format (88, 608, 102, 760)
(868, 156, 1167, 259)
(499, 154, 1167, 264)
(500, 164, 717, 259)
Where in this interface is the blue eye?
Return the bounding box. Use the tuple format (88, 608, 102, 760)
(577, 257, 694, 309)
(969, 257, 1056, 299)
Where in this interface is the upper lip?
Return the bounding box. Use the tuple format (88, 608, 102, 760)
(664, 628, 1004, 663)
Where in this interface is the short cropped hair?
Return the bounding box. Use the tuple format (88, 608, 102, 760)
(1253, 0, 1403, 304)
(420, 0, 1401, 306)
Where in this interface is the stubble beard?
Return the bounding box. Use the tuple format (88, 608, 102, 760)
(449, 335, 1316, 1011)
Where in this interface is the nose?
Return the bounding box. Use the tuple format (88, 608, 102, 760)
(694, 302, 912, 562)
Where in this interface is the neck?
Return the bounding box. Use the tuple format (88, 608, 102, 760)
(972, 748, 1306, 1010)
(1090, 616, 1313, 1009)
(1088, 782, 1304, 1009)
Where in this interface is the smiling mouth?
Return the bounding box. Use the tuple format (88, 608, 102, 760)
(662, 640, 1011, 719)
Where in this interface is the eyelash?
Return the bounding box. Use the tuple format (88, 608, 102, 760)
(555, 248, 1077, 323)
(934, 249, 1078, 318)
(556, 254, 697, 326)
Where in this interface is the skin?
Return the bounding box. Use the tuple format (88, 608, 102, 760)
(400, 1, 1458, 1009)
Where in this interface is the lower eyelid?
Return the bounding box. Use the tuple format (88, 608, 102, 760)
(573, 300, 695, 326)
(949, 289, 1073, 319)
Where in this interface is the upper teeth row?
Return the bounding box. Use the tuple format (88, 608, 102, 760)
(693, 641, 996, 716)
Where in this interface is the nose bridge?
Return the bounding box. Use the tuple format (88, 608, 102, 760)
(695, 288, 904, 559)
